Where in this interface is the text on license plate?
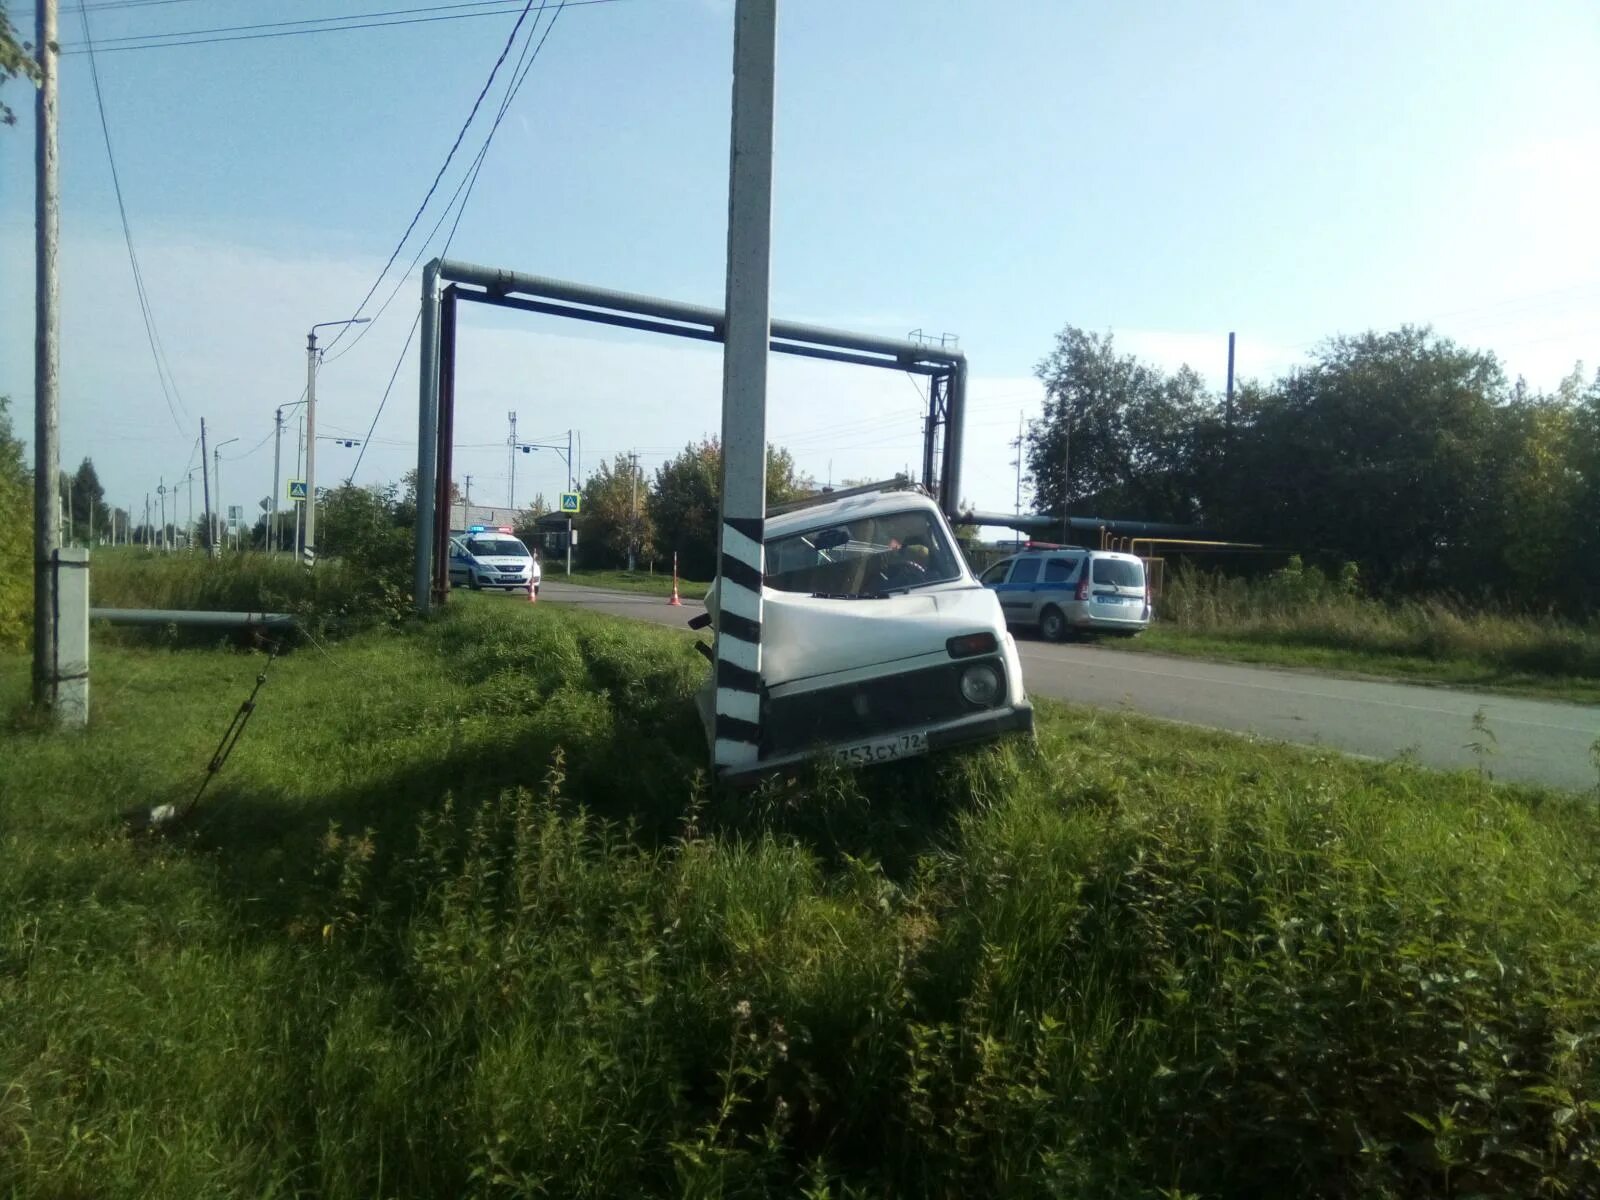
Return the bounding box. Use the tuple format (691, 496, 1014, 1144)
(836, 731, 928, 766)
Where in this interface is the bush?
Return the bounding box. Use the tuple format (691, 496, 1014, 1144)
(0, 397, 30, 652)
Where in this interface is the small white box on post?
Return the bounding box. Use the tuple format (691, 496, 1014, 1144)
(55, 547, 90, 728)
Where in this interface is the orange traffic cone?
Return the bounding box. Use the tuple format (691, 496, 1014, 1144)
(528, 578, 538, 604)
(668, 552, 683, 607)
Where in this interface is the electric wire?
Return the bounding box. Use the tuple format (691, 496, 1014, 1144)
(79, 0, 190, 436)
(325, 0, 559, 363)
(319, 0, 541, 359)
(55, 0, 628, 53)
(342, 2, 566, 480)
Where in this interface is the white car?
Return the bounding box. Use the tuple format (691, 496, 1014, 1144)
(448, 528, 540, 593)
(694, 484, 1034, 777)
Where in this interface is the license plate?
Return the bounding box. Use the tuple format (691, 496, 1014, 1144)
(836, 731, 928, 766)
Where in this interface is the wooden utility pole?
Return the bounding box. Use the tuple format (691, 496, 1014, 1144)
(31, 0, 62, 715)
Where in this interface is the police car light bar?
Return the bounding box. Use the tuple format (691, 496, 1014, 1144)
(468, 525, 487, 532)
(497, 526, 513, 533)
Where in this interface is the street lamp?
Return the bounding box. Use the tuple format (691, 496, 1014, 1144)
(304, 318, 370, 567)
(214, 437, 239, 553)
(271, 396, 308, 554)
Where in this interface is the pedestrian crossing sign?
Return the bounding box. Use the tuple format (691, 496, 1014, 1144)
(560, 491, 581, 514)
(288, 480, 308, 501)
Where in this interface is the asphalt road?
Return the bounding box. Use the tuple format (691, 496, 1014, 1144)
(538, 580, 1600, 793)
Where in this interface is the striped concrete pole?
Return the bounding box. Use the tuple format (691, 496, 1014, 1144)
(713, 0, 777, 772)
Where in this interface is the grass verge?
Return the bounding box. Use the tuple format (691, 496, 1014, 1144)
(1123, 626, 1600, 703)
(1131, 565, 1600, 703)
(555, 567, 709, 599)
(2, 603, 1598, 1198)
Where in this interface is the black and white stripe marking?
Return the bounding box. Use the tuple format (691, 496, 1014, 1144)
(714, 514, 764, 767)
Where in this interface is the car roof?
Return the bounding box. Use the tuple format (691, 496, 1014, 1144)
(764, 489, 944, 539)
(995, 548, 1144, 563)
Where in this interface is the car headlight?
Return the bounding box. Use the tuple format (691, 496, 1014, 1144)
(959, 663, 1001, 707)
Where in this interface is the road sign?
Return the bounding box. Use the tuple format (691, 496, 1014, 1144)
(227, 505, 243, 522)
(288, 480, 308, 501)
(560, 491, 581, 514)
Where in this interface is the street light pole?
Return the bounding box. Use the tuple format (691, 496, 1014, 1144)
(304, 320, 368, 568)
(214, 438, 239, 553)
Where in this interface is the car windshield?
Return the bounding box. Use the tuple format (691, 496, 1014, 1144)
(467, 537, 527, 558)
(764, 508, 962, 596)
(1092, 558, 1144, 587)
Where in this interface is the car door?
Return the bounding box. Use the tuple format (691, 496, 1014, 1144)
(1042, 555, 1082, 613)
(447, 538, 469, 584)
(993, 556, 1043, 624)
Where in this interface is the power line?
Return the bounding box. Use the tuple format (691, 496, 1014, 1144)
(343, 2, 568, 478)
(16, 0, 242, 18)
(79, 0, 190, 436)
(320, 0, 541, 359)
(66, 0, 546, 49)
(326, 0, 563, 363)
(345, 309, 422, 481)
(56, 0, 629, 55)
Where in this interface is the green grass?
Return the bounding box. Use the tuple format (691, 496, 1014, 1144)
(88, 548, 408, 637)
(3, 603, 1599, 1198)
(1128, 566, 1600, 703)
(556, 566, 709, 600)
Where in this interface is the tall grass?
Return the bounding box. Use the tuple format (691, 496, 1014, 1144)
(2, 605, 1598, 1197)
(90, 548, 408, 634)
(1158, 558, 1600, 683)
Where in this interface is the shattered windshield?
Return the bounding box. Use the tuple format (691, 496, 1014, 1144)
(764, 508, 962, 597)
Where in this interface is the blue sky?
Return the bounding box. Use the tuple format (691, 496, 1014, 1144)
(2, 0, 1597, 528)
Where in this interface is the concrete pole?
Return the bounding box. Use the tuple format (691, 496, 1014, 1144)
(414, 259, 442, 612)
(270, 406, 282, 553)
(565, 427, 573, 577)
(55, 547, 89, 727)
(303, 334, 318, 567)
(214, 451, 222, 553)
(712, 0, 777, 773)
(507, 410, 517, 510)
(31, 0, 62, 714)
(200, 417, 215, 557)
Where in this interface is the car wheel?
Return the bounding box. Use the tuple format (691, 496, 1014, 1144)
(468, 572, 483, 591)
(1040, 605, 1068, 643)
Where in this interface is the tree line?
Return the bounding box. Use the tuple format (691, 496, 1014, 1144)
(1026, 326, 1600, 608)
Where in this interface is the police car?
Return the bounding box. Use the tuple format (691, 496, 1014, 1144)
(448, 526, 540, 593)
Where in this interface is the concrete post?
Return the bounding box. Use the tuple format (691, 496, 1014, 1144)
(712, 0, 777, 773)
(414, 259, 442, 613)
(55, 547, 89, 728)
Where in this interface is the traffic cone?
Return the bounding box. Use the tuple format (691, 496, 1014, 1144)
(528, 577, 538, 604)
(668, 552, 683, 607)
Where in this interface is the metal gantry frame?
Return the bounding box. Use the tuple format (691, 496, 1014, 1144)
(412, 258, 969, 612)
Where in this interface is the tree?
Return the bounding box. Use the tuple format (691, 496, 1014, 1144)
(68, 457, 107, 540)
(576, 454, 654, 568)
(1028, 327, 1217, 523)
(1222, 327, 1505, 591)
(0, 396, 29, 649)
(1, 2, 39, 129)
(650, 439, 814, 580)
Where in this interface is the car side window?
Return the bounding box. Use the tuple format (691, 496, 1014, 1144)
(1008, 558, 1041, 584)
(1044, 557, 1080, 584)
(979, 561, 1011, 586)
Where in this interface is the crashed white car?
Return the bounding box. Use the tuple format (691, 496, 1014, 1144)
(695, 485, 1033, 775)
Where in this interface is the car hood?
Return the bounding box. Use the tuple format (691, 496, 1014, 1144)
(473, 556, 530, 568)
(709, 581, 1006, 687)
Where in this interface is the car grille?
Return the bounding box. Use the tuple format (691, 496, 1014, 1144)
(761, 659, 1003, 758)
